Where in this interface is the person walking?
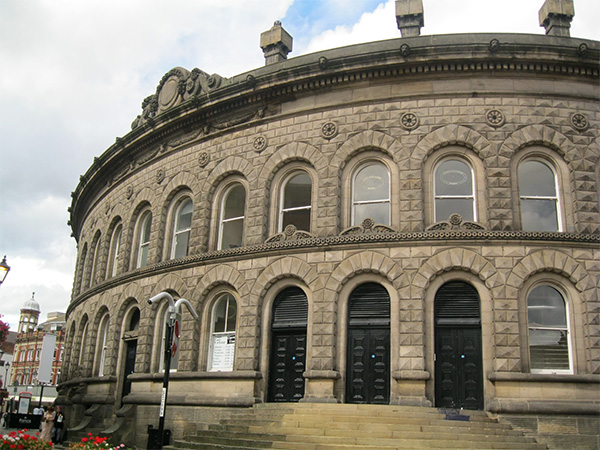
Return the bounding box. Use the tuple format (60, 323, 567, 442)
(53, 406, 65, 444)
(40, 405, 55, 441)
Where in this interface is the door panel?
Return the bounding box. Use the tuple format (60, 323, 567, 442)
(435, 326, 483, 410)
(346, 328, 390, 404)
(268, 331, 306, 402)
(121, 339, 137, 403)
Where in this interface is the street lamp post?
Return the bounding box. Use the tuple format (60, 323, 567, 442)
(0, 256, 10, 286)
(146, 292, 198, 450)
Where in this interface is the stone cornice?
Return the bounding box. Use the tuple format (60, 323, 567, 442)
(66, 230, 600, 316)
(68, 33, 600, 238)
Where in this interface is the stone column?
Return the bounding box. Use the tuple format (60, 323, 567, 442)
(260, 21, 293, 65)
(395, 0, 424, 37)
(539, 0, 574, 37)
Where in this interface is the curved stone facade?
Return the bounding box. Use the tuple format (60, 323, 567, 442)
(60, 31, 599, 444)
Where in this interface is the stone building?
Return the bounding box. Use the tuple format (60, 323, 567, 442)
(59, 1, 599, 448)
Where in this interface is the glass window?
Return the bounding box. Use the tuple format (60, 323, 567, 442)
(108, 224, 122, 278)
(434, 158, 475, 222)
(527, 285, 571, 373)
(136, 211, 152, 268)
(208, 294, 237, 371)
(280, 172, 312, 232)
(78, 322, 88, 366)
(519, 160, 561, 231)
(171, 198, 193, 259)
(352, 162, 390, 225)
(97, 314, 109, 377)
(218, 185, 245, 250)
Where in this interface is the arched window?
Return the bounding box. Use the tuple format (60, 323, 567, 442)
(171, 198, 193, 259)
(527, 285, 571, 373)
(96, 313, 110, 377)
(352, 162, 390, 225)
(136, 211, 152, 268)
(78, 320, 89, 367)
(108, 224, 122, 278)
(518, 160, 561, 231)
(75, 243, 87, 294)
(218, 185, 245, 250)
(279, 172, 311, 232)
(434, 158, 476, 222)
(86, 234, 101, 288)
(208, 293, 237, 371)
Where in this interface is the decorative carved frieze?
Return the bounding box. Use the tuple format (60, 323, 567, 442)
(265, 225, 315, 243)
(340, 218, 397, 236)
(426, 214, 487, 231)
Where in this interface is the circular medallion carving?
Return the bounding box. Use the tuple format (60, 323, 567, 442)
(284, 224, 297, 236)
(362, 218, 375, 230)
(126, 185, 134, 199)
(570, 113, 588, 131)
(156, 169, 165, 184)
(318, 56, 328, 70)
(198, 151, 210, 167)
(321, 122, 338, 139)
(400, 112, 419, 130)
(489, 39, 500, 53)
(253, 135, 268, 152)
(485, 109, 505, 128)
(158, 77, 180, 109)
(400, 43, 410, 57)
(449, 214, 463, 226)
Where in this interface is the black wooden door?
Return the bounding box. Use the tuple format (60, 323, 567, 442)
(121, 339, 137, 403)
(268, 331, 306, 402)
(435, 326, 483, 410)
(268, 287, 308, 402)
(346, 283, 390, 404)
(346, 327, 390, 404)
(434, 281, 483, 410)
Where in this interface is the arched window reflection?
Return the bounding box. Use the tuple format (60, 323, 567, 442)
(519, 160, 561, 231)
(171, 198, 193, 259)
(218, 184, 245, 250)
(434, 158, 475, 222)
(280, 172, 311, 232)
(208, 294, 237, 371)
(352, 162, 390, 225)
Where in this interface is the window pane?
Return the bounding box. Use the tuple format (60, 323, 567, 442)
(435, 198, 474, 222)
(138, 244, 149, 268)
(354, 163, 389, 202)
(213, 297, 227, 333)
(527, 285, 566, 327)
(176, 199, 193, 232)
(520, 199, 559, 231)
(224, 185, 245, 220)
(529, 329, 570, 371)
(355, 202, 389, 225)
(173, 231, 190, 259)
(221, 218, 243, 249)
(226, 298, 237, 332)
(141, 213, 152, 242)
(519, 161, 556, 197)
(282, 208, 311, 232)
(435, 159, 473, 196)
(284, 173, 311, 209)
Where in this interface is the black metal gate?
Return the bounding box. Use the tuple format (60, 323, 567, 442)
(434, 281, 483, 410)
(268, 287, 308, 402)
(346, 283, 390, 404)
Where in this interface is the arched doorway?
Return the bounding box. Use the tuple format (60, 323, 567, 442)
(120, 308, 140, 405)
(346, 282, 390, 404)
(268, 287, 308, 402)
(434, 281, 483, 410)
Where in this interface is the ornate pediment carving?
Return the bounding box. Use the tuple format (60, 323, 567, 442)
(340, 218, 397, 236)
(131, 67, 226, 130)
(426, 214, 487, 231)
(265, 225, 315, 243)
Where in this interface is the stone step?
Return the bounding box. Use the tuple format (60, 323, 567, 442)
(170, 404, 547, 450)
(193, 428, 540, 445)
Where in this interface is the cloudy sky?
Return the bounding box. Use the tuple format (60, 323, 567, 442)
(1, 0, 598, 331)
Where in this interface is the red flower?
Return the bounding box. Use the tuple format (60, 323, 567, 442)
(81, 437, 88, 442)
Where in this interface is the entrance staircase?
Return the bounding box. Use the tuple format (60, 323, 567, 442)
(167, 403, 548, 450)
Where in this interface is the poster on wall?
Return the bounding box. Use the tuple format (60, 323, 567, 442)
(211, 333, 235, 371)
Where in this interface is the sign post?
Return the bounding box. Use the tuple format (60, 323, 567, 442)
(146, 293, 198, 450)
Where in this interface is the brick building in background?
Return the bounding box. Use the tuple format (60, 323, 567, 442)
(9, 293, 65, 406)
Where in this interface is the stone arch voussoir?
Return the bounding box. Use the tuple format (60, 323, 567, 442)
(191, 264, 250, 306)
(412, 124, 493, 168)
(500, 124, 576, 162)
(412, 248, 499, 298)
(506, 249, 590, 293)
